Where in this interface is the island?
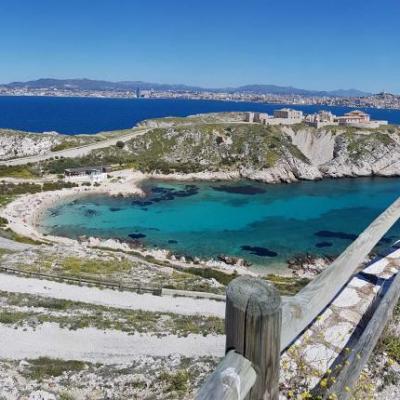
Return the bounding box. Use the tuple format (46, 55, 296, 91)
(0, 110, 400, 399)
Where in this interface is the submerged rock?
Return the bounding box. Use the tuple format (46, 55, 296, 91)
(315, 241, 333, 248)
(241, 245, 278, 257)
(128, 233, 146, 239)
(211, 184, 266, 195)
(315, 230, 357, 240)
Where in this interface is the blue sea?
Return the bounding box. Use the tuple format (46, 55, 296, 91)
(40, 177, 400, 271)
(0, 96, 399, 135)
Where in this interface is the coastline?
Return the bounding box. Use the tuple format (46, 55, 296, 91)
(1, 169, 262, 276)
(3, 169, 399, 277)
(2, 170, 147, 244)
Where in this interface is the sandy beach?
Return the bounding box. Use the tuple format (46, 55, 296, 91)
(1, 169, 147, 243)
(1, 169, 257, 275)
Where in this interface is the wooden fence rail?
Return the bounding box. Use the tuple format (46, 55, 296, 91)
(0, 264, 162, 295)
(197, 196, 400, 399)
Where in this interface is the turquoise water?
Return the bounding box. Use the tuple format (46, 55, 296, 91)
(41, 178, 400, 270)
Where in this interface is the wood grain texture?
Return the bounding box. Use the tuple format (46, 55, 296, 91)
(226, 276, 282, 400)
(322, 271, 400, 399)
(196, 350, 257, 400)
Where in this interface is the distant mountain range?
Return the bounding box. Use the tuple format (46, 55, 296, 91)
(1, 78, 372, 98)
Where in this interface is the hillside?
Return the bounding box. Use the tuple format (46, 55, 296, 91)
(58, 122, 400, 183)
(1, 78, 371, 97)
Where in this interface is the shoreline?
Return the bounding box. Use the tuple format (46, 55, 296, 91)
(1, 170, 147, 244)
(2, 170, 399, 277)
(1, 169, 264, 276)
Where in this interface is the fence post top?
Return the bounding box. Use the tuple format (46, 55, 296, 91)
(226, 276, 281, 315)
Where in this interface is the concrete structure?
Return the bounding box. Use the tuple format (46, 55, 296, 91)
(254, 112, 269, 124)
(273, 108, 303, 120)
(335, 110, 388, 128)
(245, 112, 255, 123)
(335, 110, 370, 125)
(305, 111, 337, 128)
(64, 166, 111, 183)
(245, 108, 388, 129)
(245, 112, 270, 124)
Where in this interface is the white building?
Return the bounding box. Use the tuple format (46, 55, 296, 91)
(245, 112, 270, 123)
(335, 110, 388, 128)
(273, 108, 303, 120)
(64, 166, 111, 183)
(305, 111, 337, 128)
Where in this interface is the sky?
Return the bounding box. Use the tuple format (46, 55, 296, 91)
(0, 0, 399, 93)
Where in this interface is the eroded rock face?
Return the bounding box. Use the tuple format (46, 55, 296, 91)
(285, 126, 336, 166)
(0, 130, 60, 160)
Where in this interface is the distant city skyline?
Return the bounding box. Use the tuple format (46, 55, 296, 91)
(1, 0, 399, 92)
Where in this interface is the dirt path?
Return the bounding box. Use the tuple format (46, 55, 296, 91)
(0, 322, 224, 364)
(0, 237, 33, 251)
(0, 273, 225, 317)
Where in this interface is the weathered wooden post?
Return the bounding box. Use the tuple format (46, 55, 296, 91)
(226, 276, 282, 400)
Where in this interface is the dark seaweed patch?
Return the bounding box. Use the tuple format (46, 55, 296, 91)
(212, 185, 266, 195)
(132, 185, 199, 207)
(315, 231, 393, 246)
(48, 209, 60, 217)
(315, 231, 357, 241)
(83, 209, 99, 217)
(131, 200, 153, 207)
(241, 245, 278, 257)
(315, 241, 333, 248)
(128, 233, 146, 239)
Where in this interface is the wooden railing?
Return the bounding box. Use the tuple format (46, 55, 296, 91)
(197, 197, 400, 400)
(0, 265, 162, 295)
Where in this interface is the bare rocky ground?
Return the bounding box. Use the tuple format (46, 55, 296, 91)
(0, 242, 225, 294)
(1, 243, 400, 399)
(0, 355, 219, 400)
(0, 244, 223, 399)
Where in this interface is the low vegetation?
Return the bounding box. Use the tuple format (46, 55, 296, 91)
(23, 357, 86, 380)
(56, 256, 133, 276)
(0, 290, 224, 336)
(265, 274, 310, 295)
(0, 164, 40, 179)
(184, 267, 238, 286)
(0, 180, 78, 197)
(0, 227, 46, 245)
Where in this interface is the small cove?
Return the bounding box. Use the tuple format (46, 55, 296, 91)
(40, 177, 400, 271)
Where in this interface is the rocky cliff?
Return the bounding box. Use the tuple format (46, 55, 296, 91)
(113, 122, 400, 183)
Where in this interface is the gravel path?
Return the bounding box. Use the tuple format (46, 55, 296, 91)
(0, 128, 148, 166)
(0, 322, 225, 364)
(0, 237, 33, 251)
(0, 273, 226, 317)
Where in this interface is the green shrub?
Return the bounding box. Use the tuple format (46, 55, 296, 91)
(185, 267, 237, 285)
(24, 357, 86, 380)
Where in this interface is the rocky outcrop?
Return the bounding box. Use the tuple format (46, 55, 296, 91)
(137, 112, 246, 128)
(120, 121, 400, 183)
(0, 130, 60, 160)
(0, 129, 96, 160)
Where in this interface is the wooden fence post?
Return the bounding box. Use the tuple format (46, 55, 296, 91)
(226, 276, 282, 400)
